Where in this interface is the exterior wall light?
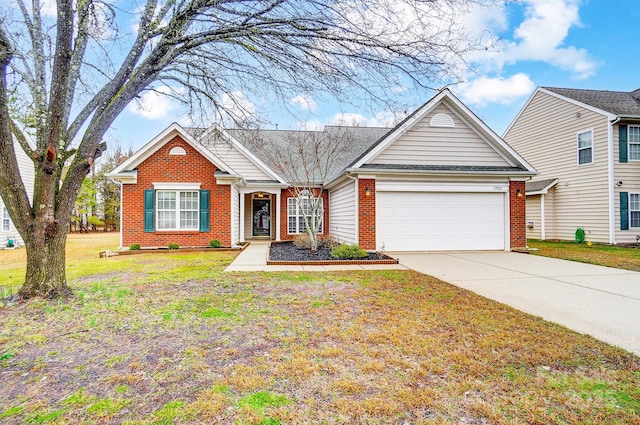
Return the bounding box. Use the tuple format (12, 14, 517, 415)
(365, 187, 371, 196)
(516, 189, 524, 198)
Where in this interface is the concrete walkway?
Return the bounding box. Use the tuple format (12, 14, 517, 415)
(393, 252, 640, 355)
(223, 242, 407, 272)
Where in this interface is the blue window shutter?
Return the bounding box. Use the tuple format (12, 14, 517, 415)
(199, 190, 210, 232)
(619, 125, 628, 163)
(620, 192, 629, 230)
(144, 190, 155, 232)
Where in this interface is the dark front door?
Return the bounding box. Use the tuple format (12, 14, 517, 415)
(252, 199, 271, 237)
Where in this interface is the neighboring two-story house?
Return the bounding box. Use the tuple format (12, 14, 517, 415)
(504, 87, 640, 244)
(0, 136, 35, 248)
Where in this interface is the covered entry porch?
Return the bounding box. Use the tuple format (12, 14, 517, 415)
(238, 187, 284, 242)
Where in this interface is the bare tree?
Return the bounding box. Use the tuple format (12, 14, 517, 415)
(0, 0, 491, 298)
(247, 127, 359, 252)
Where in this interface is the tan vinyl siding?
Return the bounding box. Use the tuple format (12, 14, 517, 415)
(526, 195, 542, 240)
(370, 104, 511, 167)
(613, 123, 640, 243)
(505, 91, 610, 243)
(208, 140, 272, 181)
(329, 179, 356, 244)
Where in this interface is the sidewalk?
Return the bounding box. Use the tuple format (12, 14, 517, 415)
(223, 242, 407, 272)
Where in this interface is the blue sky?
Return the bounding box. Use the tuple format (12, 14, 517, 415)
(107, 0, 640, 151)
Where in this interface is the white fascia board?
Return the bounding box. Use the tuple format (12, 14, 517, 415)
(352, 90, 450, 168)
(199, 124, 288, 185)
(346, 167, 536, 177)
(109, 123, 235, 175)
(105, 170, 137, 184)
(153, 182, 201, 190)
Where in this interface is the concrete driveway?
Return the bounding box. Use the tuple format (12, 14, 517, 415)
(393, 252, 640, 356)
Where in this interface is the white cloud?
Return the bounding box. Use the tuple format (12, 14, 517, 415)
(474, 0, 597, 79)
(290, 94, 317, 112)
(456, 73, 536, 106)
(328, 111, 400, 127)
(216, 91, 255, 124)
(127, 86, 181, 120)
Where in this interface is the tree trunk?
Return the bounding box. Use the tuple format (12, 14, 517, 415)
(19, 228, 71, 299)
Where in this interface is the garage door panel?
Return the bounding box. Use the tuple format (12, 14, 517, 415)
(376, 192, 505, 251)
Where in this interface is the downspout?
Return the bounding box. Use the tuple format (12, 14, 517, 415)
(608, 117, 618, 244)
(346, 173, 359, 245)
(541, 193, 546, 240)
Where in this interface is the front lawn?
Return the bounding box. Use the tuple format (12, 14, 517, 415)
(1, 235, 639, 424)
(528, 239, 640, 272)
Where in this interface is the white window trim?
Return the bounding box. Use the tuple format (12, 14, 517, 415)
(630, 193, 640, 229)
(628, 125, 640, 162)
(287, 196, 324, 235)
(2, 207, 11, 232)
(156, 190, 200, 231)
(577, 129, 594, 166)
(153, 182, 201, 190)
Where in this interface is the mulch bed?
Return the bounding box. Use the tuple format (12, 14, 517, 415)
(268, 241, 398, 265)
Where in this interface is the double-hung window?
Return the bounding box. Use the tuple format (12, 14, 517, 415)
(629, 125, 640, 161)
(577, 130, 594, 165)
(2, 207, 10, 231)
(630, 193, 640, 228)
(156, 190, 199, 230)
(288, 194, 323, 234)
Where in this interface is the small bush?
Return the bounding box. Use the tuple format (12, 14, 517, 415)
(129, 243, 141, 251)
(293, 233, 313, 249)
(209, 239, 222, 249)
(167, 242, 179, 250)
(330, 244, 368, 259)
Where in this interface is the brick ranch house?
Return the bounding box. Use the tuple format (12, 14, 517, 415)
(108, 89, 536, 251)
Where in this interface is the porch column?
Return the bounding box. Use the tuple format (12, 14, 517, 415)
(275, 191, 281, 241)
(239, 192, 245, 242)
(541, 194, 546, 241)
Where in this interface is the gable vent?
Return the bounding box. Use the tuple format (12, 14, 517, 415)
(429, 113, 455, 128)
(169, 146, 187, 156)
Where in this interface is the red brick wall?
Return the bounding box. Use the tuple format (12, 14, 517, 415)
(358, 179, 376, 250)
(509, 180, 526, 250)
(278, 188, 329, 241)
(122, 135, 231, 247)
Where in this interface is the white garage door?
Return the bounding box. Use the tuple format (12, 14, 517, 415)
(376, 192, 505, 251)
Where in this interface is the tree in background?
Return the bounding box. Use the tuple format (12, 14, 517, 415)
(0, 0, 492, 298)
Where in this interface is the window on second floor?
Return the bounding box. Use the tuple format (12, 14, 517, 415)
(629, 125, 640, 161)
(577, 130, 593, 165)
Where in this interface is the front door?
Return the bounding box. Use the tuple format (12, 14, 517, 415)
(252, 198, 271, 237)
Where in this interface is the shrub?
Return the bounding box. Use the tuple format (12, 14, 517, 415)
(293, 233, 313, 249)
(330, 244, 368, 259)
(209, 239, 222, 249)
(129, 243, 141, 251)
(167, 242, 179, 250)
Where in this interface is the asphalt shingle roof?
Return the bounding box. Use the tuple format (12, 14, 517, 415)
(543, 87, 640, 116)
(192, 126, 390, 184)
(525, 178, 558, 193)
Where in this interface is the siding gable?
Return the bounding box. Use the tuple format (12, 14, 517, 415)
(369, 103, 511, 167)
(203, 131, 274, 181)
